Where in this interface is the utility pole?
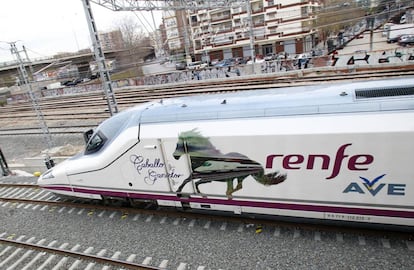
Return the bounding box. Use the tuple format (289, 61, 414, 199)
(82, 0, 119, 116)
(9, 42, 55, 169)
(150, 10, 161, 58)
(246, 0, 255, 62)
(246, 0, 256, 74)
(366, 13, 375, 52)
(181, 10, 191, 63)
(22, 45, 35, 79)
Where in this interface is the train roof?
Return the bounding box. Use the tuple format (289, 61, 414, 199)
(136, 77, 414, 124)
(84, 77, 414, 155)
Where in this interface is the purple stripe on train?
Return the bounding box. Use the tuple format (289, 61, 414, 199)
(41, 185, 414, 219)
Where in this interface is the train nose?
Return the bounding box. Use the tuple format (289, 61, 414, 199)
(37, 168, 55, 186)
(37, 162, 69, 188)
(37, 162, 76, 198)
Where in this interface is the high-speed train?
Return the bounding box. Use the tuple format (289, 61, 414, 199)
(38, 77, 414, 228)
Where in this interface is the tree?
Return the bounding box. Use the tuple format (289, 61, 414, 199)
(114, 15, 147, 48)
(0, 74, 17, 88)
(110, 15, 155, 74)
(314, 0, 366, 42)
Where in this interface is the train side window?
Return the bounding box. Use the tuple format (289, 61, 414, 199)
(85, 132, 107, 154)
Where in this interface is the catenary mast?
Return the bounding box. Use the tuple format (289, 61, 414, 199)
(82, 0, 255, 105)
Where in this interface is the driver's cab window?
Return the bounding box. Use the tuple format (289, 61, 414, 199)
(85, 132, 106, 154)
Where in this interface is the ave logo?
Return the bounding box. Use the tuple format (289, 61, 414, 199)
(343, 174, 406, 196)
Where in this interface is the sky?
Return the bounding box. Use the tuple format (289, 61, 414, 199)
(0, 0, 162, 63)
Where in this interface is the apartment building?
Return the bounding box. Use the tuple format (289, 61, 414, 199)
(162, 9, 192, 60)
(163, 0, 320, 62)
(98, 30, 124, 51)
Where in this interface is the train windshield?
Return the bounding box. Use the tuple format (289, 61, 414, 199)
(85, 110, 134, 154)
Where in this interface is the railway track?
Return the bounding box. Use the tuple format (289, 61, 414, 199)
(1, 67, 414, 133)
(0, 125, 95, 136)
(1, 183, 413, 239)
(0, 235, 165, 270)
(1, 181, 413, 269)
(0, 183, 213, 269)
(1, 69, 413, 269)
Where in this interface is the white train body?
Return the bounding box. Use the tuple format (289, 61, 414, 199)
(38, 78, 414, 227)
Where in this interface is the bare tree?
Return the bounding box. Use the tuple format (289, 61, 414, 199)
(114, 15, 146, 48)
(111, 15, 155, 74)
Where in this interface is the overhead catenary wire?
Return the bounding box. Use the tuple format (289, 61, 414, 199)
(0, 3, 410, 63)
(0, 2, 411, 78)
(133, 12, 155, 42)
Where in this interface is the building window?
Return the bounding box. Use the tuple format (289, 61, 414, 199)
(267, 12, 277, 19)
(263, 44, 273, 55)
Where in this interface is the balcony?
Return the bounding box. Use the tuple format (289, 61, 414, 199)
(232, 6, 247, 14)
(210, 10, 231, 22)
(212, 35, 234, 46)
(252, 4, 263, 14)
(253, 20, 265, 27)
(210, 15, 231, 22)
(268, 26, 279, 35)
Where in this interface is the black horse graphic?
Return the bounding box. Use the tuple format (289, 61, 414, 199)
(173, 129, 286, 198)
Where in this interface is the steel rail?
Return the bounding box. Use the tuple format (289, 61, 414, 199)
(1, 69, 414, 134)
(0, 125, 96, 136)
(5, 70, 414, 115)
(1, 69, 414, 116)
(0, 124, 95, 132)
(3, 68, 414, 111)
(0, 70, 414, 136)
(0, 183, 39, 188)
(1, 193, 412, 240)
(0, 238, 161, 270)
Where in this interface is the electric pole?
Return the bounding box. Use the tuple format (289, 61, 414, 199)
(9, 41, 55, 169)
(246, 0, 255, 63)
(82, 0, 119, 116)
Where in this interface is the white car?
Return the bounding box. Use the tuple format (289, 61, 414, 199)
(187, 61, 208, 70)
(247, 58, 265, 64)
(264, 53, 277, 61)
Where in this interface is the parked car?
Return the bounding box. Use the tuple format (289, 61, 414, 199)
(276, 52, 290, 60)
(159, 57, 169, 64)
(311, 49, 324, 56)
(175, 61, 187, 70)
(294, 53, 312, 60)
(62, 78, 83, 87)
(398, 35, 414, 46)
(187, 61, 208, 70)
(90, 73, 99, 80)
(209, 58, 221, 66)
(235, 57, 249, 64)
(400, 14, 407, 24)
(264, 53, 277, 61)
(246, 57, 265, 64)
(388, 34, 404, 43)
(214, 59, 233, 67)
